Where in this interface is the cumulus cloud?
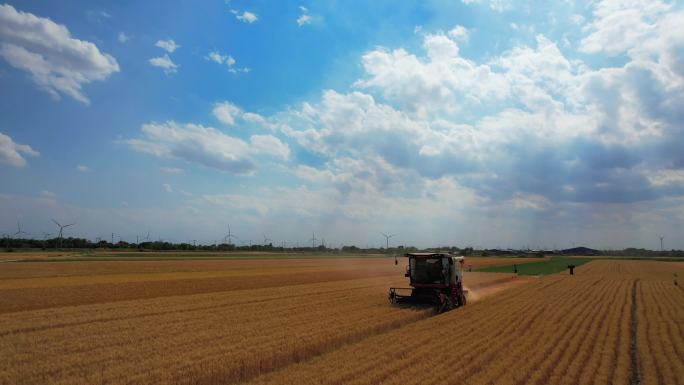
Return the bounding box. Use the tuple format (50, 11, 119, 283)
(250, 135, 290, 160)
(109, 2, 684, 247)
(0, 3, 120, 104)
(125, 121, 289, 174)
(243, 112, 266, 124)
(276, 15, 684, 207)
(0, 132, 39, 167)
(155, 39, 180, 53)
(76, 164, 91, 172)
(230, 10, 258, 23)
(580, 1, 673, 56)
(206, 50, 250, 74)
(149, 54, 178, 75)
(213, 101, 241, 125)
(207, 51, 235, 66)
(447, 25, 469, 41)
(163, 183, 173, 193)
(213, 101, 265, 126)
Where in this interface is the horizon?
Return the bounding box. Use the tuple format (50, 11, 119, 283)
(2, 1, 684, 249)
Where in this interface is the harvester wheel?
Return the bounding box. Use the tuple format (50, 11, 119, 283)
(438, 294, 453, 314)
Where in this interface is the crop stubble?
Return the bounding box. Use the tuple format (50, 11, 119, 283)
(0, 257, 525, 385)
(2, 257, 679, 385)
(245, 260, 683, 385)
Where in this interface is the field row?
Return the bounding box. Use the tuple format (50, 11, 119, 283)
(0, 271, 520, 385)
(0, 256, 542, 280)
(0, 257, 539, 313)
(244, 260, 684, 385)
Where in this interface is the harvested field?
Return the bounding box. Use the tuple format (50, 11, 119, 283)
(244, 260, 684, 385)
(0, 256, 533, 313)
(3, 257, 678, 385)
(0, 256, 526, 385)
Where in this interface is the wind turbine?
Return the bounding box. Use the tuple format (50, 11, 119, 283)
(660, 236, 664, 251)
(381, 232, 396, 250)
(381, 232, 398, 264)
(14, 220, 29, 238)
(224, 224, 238, 245)
(51, 219, 75, 248)
(263, 233, 272, 246)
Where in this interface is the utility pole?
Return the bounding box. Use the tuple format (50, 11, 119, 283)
(310, 232, 318, 249)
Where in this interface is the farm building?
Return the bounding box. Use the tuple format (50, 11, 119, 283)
(560, 246, 601, 256)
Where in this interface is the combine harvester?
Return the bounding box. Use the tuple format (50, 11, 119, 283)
(388, 252, 467, 313)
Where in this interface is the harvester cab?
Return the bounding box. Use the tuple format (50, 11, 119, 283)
(388, 252, 467, 313)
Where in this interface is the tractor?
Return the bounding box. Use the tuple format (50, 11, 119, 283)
(388, 252, 467, 313)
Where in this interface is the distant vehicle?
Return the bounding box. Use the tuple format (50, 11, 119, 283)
(388, 252, 467, 313)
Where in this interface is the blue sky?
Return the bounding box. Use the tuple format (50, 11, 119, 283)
(1, 0, 683, 249)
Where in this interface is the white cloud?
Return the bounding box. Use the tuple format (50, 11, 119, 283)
(206, 50, 249, 74)
(228, 67, 251, 74)
(242, 112, 266, 124)
(149, 54, 178, 75)
(207, 51, 235, 66)
(0, 132, 39, 167)
(230, 10, 258, 23)
(0, 4, 120, 104)
(648, 169, 684, 187)
(447, 25, 469, 41)
(160, 167, 183, 174)
(126, 121, 256, 174)
(213, 101, 241, 125)
(125, 121, 289, 174)
(297, 14, 312, 26)
(118, 32, 131, 43)
(296, 6, 312, 27)
(155, 39, 180, 53)
(355, 32, 510, 117)
(76, 164, 91, 172)
(163, 183, 173, 193)
(580, 0, 673, 56)
(5, 4, 684, 249)
(250, 135, 290, 160)
(273, 19, 684, 211)
(460, 0, 513, 12)
(212, 101, 265, 126)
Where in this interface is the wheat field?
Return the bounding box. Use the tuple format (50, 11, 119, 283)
(1, 256, 681, 384)
(244, 260, 683, 385)
(0, 256, 529, 384)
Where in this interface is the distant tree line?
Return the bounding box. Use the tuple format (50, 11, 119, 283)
(1, 237, 682, 258)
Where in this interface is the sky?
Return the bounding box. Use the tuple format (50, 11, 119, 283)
(1, 0, 683, 249)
